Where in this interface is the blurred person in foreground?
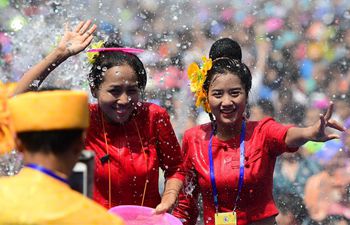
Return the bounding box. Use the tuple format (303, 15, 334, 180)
(0, 83, 124, 224)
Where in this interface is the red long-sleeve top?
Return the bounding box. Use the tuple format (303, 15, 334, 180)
(173, 117, 298, 225)
(85, 103, 185, 209)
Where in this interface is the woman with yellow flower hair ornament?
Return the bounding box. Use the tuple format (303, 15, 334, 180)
(12, 20, 185, 216)
(173, 38, 345, 225)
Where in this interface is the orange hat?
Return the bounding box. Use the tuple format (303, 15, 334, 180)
(9, 90, 89, 132)
(0, 87, 89, 154)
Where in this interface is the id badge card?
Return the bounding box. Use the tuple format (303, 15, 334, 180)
(215, 211, 237, 225)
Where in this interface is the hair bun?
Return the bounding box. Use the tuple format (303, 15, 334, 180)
(209, 38, 242, 61)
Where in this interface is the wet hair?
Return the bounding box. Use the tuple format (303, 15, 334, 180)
(205, 39, 246, 126)
(203, 58, 252, 96)
(88, 39, 147, 94)
(203, 57, 252, 125)
(209, 38, 242, 61)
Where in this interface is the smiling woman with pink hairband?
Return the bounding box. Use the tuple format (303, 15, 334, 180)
(13, 20, 185, 214)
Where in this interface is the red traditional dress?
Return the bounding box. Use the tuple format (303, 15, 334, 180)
(173, 117, 298, 225)
(86, 102, 185, 209)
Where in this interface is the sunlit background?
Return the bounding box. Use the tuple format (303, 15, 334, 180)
(1, 0, 350, 224)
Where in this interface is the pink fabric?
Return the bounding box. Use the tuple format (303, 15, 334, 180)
(87, 47, 144, 54)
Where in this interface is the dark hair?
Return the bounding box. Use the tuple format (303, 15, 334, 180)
(17, 129, 84, 155)
(88, 39, 147, 94)
(209, 38, 242, 61)
(203, 58, 252, 96)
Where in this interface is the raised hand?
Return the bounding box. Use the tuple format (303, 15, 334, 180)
(309, 102, 345, 142)
(57, 20, 97, 57)
(12, 20, 97, 96)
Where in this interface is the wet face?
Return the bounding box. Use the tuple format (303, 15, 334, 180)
(208, 73, 247, 128)
(96, 65, 140, 124)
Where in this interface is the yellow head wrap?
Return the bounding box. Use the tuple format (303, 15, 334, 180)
(9, 90, 89, 132)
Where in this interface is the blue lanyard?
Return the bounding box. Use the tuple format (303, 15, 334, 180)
(209, 121, 246, 213)
(26, 163, 69, 184)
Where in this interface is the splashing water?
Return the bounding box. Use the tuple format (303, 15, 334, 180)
(184, 170, 197, 197)
(0, 150, 23, 176)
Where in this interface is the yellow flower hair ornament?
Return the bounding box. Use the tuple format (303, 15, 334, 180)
(87, 41, 145, 64)
(86, 40, 105, 64)
(0, 82, 17, 154)
(187, 56, 212, 113)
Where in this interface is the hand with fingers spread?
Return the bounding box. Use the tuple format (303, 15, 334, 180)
(57, 20, 97, 57)
(285, 102, 346, 148)
(12, 20, 97, 96)
(309, 102, 345, 142)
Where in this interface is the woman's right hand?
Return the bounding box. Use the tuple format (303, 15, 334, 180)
(57, 20, 97, 57)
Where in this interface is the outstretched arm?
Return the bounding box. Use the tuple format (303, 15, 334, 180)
(13, 20, 97, 96)
(155, 178, 183, 214)
(285, 102, 345, 147)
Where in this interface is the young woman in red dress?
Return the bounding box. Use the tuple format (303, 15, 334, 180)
(13, 20, 184, 214)
(173, 38, 345, 225)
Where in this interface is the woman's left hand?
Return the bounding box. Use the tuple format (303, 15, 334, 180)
(309, 102, 345, 142)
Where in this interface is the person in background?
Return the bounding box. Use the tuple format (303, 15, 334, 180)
(275, 194, 309, 225)
(273, 149, 321, 225)
(249, 98, 275, 121)
(304, 117, 350, 223)
(0, 85, 125, 224)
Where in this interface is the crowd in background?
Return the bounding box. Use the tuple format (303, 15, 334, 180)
(1, 0, 350, 224)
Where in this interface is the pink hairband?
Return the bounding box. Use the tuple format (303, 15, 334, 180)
(87, 47, 144, 54)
